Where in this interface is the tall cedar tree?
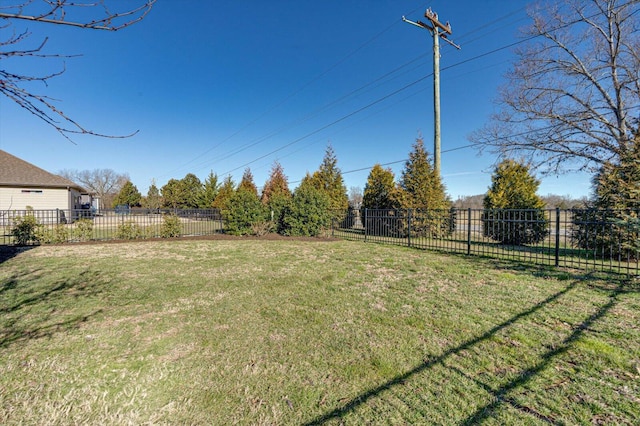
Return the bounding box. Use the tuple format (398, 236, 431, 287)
(393, 138, 453, 237)
(261, 161, 291, 204)
(212, 176, 235, 211)
(572, 134, 640, 258)
(238, 168, 258, 196)
(161, 178, 182, 209)
(224, 186, 267, 236)
(112, 180, 142, 207)
(396, 137, 450, 210)
(261, 162, 292, 231)
(143, 180, 162, 210)
(281, 174, 331, 237)
(161, 174, 203, 209)
(362, 164, 397, 236)
(483, 159, 549, 245)
(363, 164, 396, 210)
(200, 171, 220, 209)
(310, 144, 348, 215)
(180, 173, 204, 209)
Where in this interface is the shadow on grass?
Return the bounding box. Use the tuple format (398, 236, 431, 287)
(0, 245, 34, 266)
(0, 269, 106, 349)
(459, 282, 626, 424)
(304, 277, 633, 425)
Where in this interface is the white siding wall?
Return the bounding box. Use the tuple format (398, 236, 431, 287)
(0, 187, 72, 211)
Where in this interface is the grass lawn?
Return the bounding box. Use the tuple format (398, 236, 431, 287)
(1, 239, 639, 425)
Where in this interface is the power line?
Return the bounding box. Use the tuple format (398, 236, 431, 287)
(161, 5, 428, 179)
(192, 5, 533, 177)
(222, 4, 617, 178)
(297, 103, 640, 186)
(220, 73, 433, 176)
(188, 53, 430, 173)
(168, 2, 524, 178)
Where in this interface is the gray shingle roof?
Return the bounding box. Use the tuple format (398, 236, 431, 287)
(0, 150, 85, 191)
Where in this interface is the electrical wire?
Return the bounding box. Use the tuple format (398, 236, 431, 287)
(161, 4, 429, 179)
(219, 3, 627, 179)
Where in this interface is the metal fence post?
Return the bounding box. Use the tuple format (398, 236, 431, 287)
(555, 207, 560, 267)
(364, 209, 368, 242)
(467, 208, 472, 256)
(407, 209, 412, 248)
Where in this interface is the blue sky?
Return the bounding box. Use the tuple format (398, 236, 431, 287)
(0, 0, 593, 200)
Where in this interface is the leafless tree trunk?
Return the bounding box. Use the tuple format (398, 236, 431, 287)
(0, 1, 155, 142)
(470, 0, 640, 175)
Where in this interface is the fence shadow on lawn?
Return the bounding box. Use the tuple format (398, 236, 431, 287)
(0, 269, 106, 349)
(304, 272, 633, 425)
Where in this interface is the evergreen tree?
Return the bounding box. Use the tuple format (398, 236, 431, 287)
(161, 178, 182, 209)
(362, 164, 397, 236)
(200, 171, 220, 209)
(143, 180, 162, 210)
(309, 144, 348, 223)
(394, 138, 453, 237)
(261, 161, 291, 204)
(572, 135, 640, 258)
(213, 176, 235, 212)
(224, 187, 267, 236)
(238, 168, 258, 196)
(483, 159, 549, 245)
(363, 164, 396, 210)
(261, 161, 292, 232)
(180, 173, 204, 209)
(396, 137, 450, 210)
(281, 178, 331, 237)
(112, 180, 142, 207)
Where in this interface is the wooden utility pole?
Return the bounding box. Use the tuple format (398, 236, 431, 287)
(403, 8, 459, 178)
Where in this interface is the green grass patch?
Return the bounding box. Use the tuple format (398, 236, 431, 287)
(1, 240, 638, 424)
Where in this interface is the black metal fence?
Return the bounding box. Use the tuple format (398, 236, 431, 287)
(3, 207, 639, 275)
(329, 208, 640, 276)
(1, 208, 224, 245)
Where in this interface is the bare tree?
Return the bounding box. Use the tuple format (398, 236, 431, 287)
(349, 186, 363, 209)
(59, 168, 129, 210)
(470, 0, 640, 174)
(0, 1, 155, 142)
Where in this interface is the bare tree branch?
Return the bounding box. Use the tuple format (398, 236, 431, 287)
(0, 1, 155, 141)
(470, 0, 640, 175)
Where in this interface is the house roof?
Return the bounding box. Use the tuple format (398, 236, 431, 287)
(0, 150, 85, 191)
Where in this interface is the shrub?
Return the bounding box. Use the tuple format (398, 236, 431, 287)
(363, 208, 404, 237)
(265, 191, 291, 234)
(483, 209, 549, 245)
(482, 159, 549, 245)
(116, 220, 144, 240)
(10, 213, 41, 245)
(571, 141, 640, 259)
(571, 208, 640, 260)
(73, 219, 94, 241)
(281, 183, 331, 237)
(409, 208, 456, 239)
(160, 214, 182, 238)
(361, 165, 397, 235)
(224, 189, 268, 236)
(36, 224, 69, 244)
(251, 221, 273, 237)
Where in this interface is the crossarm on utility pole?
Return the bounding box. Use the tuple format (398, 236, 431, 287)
(402, 9, 460, 178)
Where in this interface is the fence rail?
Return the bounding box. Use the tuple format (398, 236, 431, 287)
(2, 207, 639, 276)
(329, 208, 640, 276)
(1, 208, 224, 245)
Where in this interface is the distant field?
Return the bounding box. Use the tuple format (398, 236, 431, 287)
(1, 239, 638, 424)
